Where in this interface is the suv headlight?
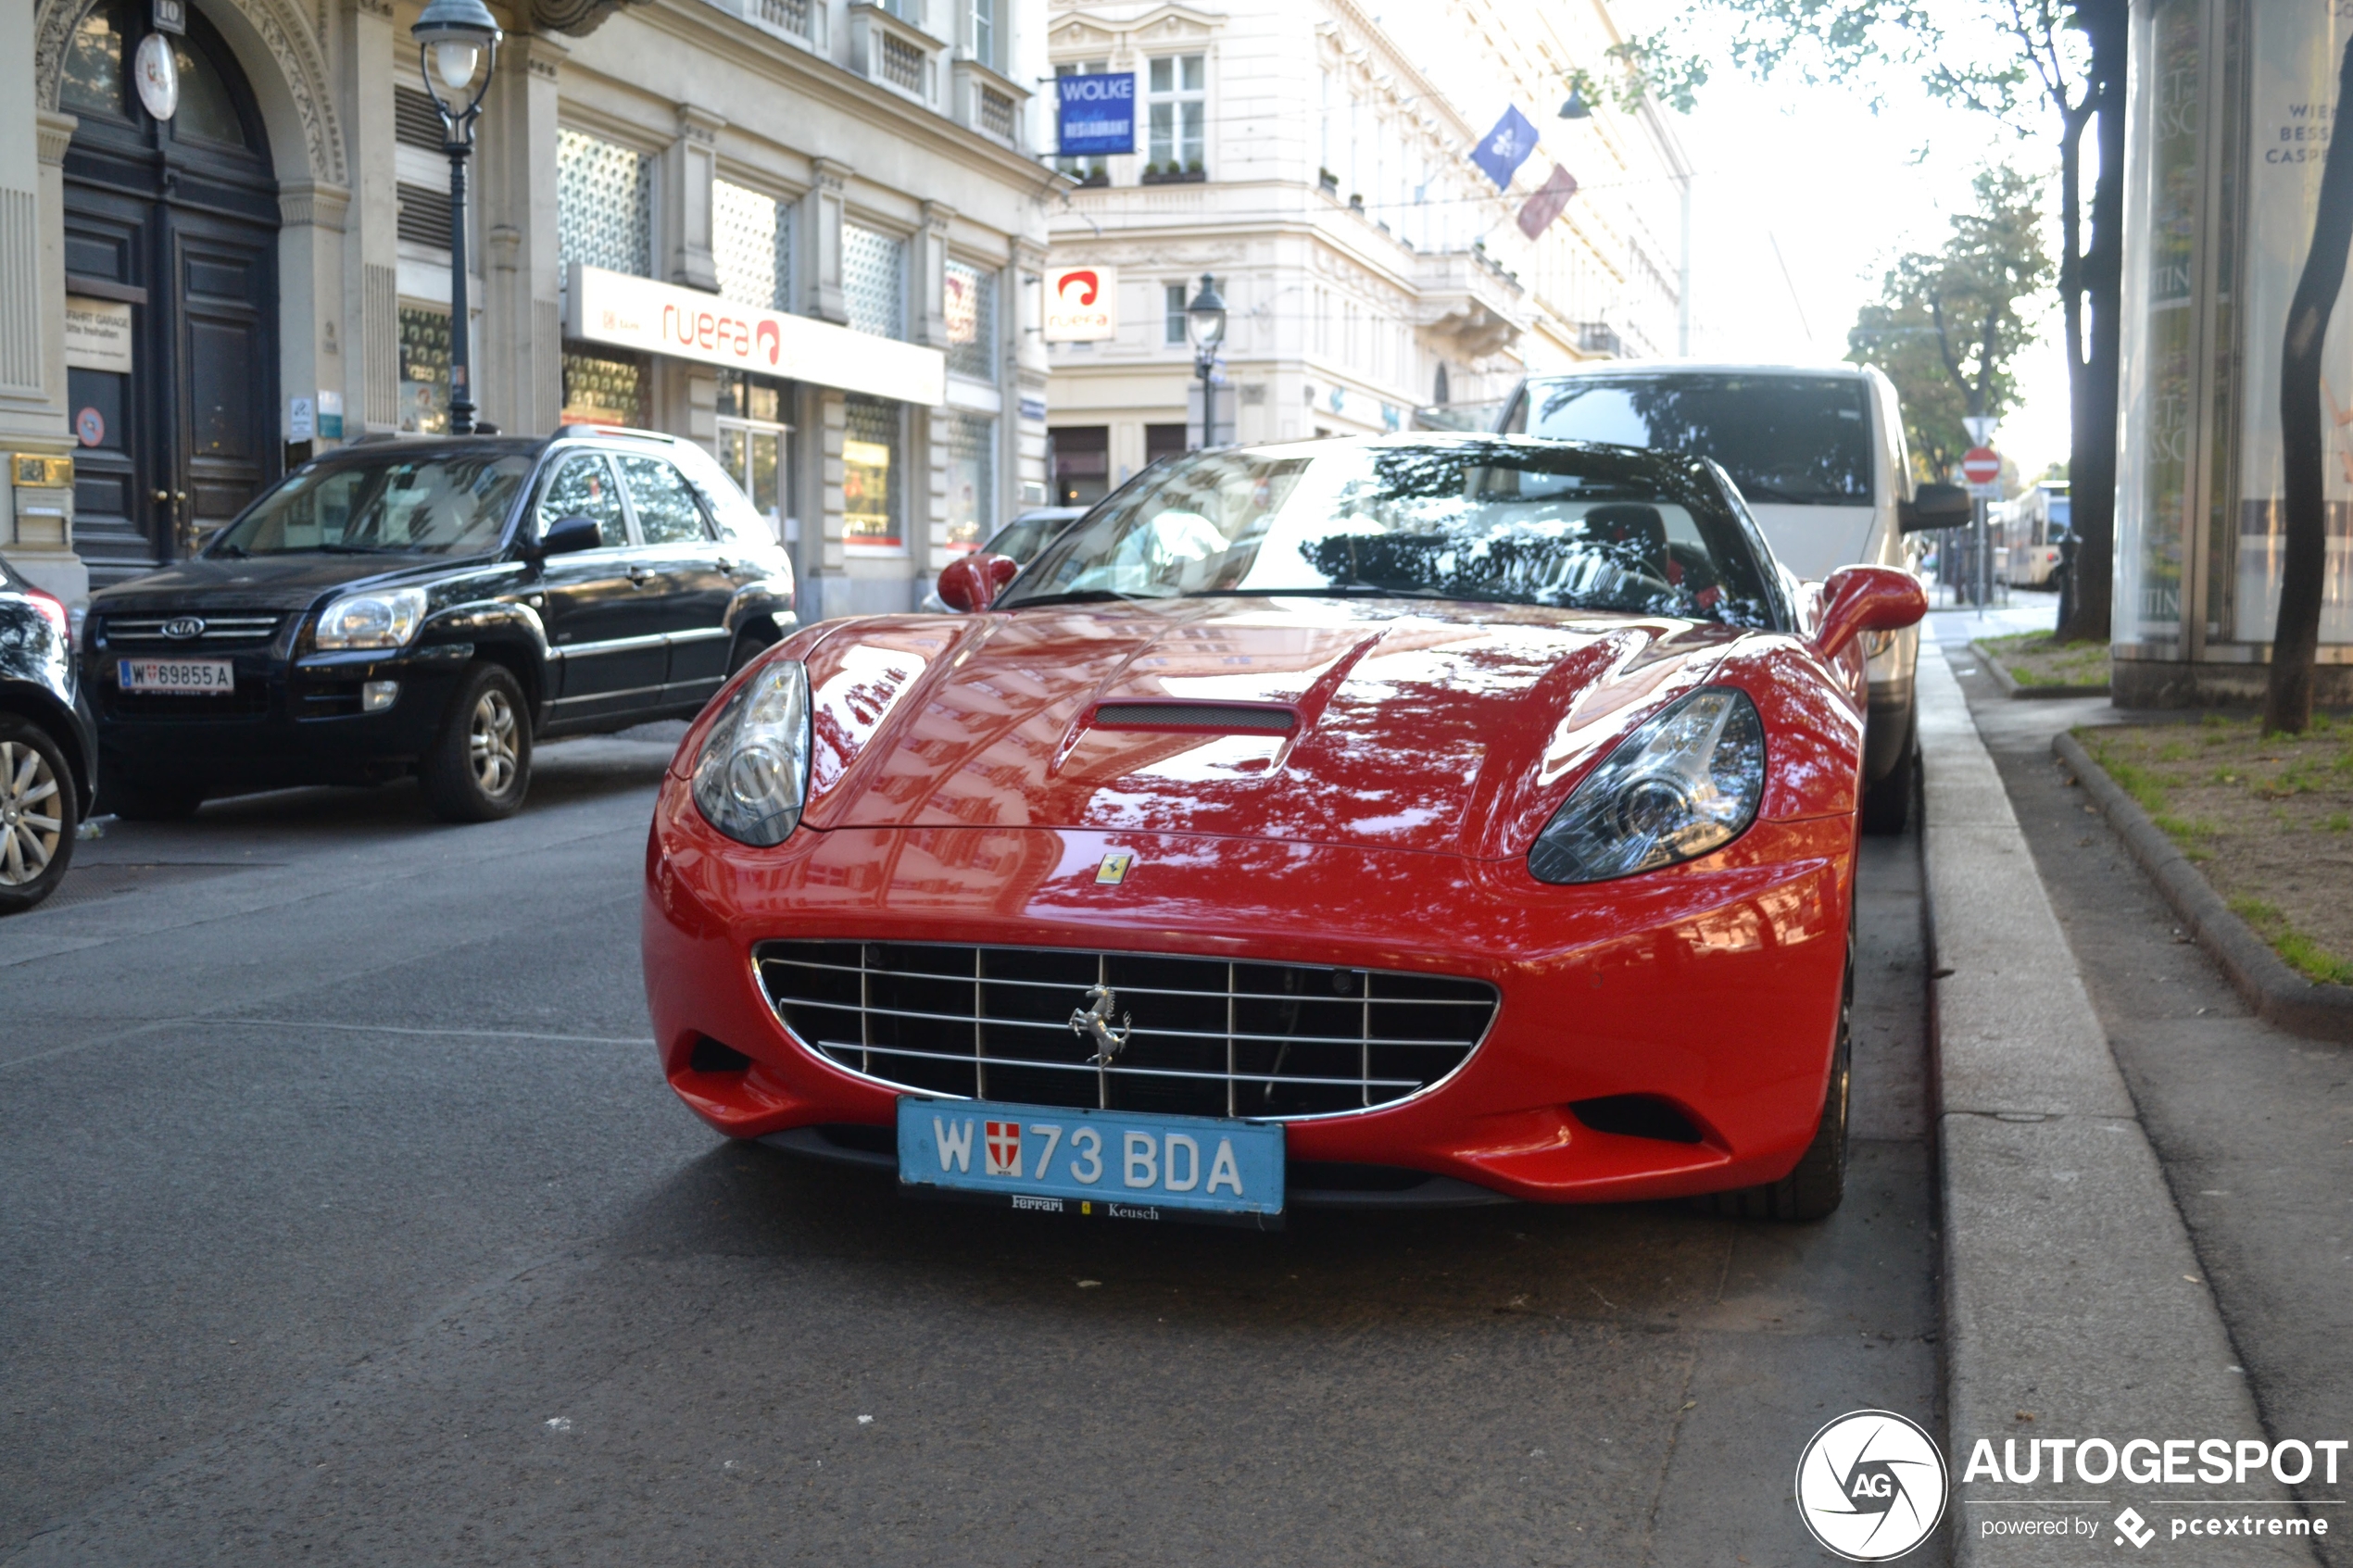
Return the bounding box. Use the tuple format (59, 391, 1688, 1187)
(315, 586, 428, 650)
(692, 659, 812, 847)
(1529, 686, 1765, 884)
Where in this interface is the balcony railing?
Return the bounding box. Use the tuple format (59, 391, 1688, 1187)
(849, 2, 942, 110)
(950, 56, 1030, 150)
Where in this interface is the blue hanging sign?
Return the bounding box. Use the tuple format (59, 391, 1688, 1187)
(1057, 72, 1136, 157)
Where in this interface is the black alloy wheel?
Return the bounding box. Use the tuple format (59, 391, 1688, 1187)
(0, 717, 77, 915)
(727, 622, 780, 675)
(420, 662, 532, 823)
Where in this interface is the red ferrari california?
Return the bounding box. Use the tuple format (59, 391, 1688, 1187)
(643, 435, 1925, 1225)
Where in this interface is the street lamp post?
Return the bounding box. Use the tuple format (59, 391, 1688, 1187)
(411, 0, 502, 436)
(1184, 273, 1227, 449)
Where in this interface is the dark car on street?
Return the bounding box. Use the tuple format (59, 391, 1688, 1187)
(0, 555, 97, 913)
(917, 506, 1088, 613)
(82, 427, 795, 823)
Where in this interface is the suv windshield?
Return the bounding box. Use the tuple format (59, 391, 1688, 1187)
(1510, 374, 1875, 506)
(1000, 441, 1781, 627)
(208, 451, 535, 557)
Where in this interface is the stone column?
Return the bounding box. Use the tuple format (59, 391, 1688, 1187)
(342, 0, 402, 434)
(801, 384, 847, 621)
(799, 157, 849, 325)
(912, 199, 953, 350)
(665, 104, 721, 294)
(0, 92, 83, 603)
(1010, 237, 1050, 511)
(476, 29, 566, 436)
(277, 181, 349, 453)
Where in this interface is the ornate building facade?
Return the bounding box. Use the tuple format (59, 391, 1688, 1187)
(1038, 0, 1692, 503)
(1, 0, 1055, 614)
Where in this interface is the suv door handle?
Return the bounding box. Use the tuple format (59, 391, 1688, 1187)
(626, 566, 653, 586)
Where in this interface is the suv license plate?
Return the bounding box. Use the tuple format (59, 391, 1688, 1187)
(119, 658, 234, 694)
(898, 1098, 1284, 1226)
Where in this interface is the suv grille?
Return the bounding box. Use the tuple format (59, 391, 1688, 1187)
(756, 941, 1496, 1120)
(103, 612, 283, 648)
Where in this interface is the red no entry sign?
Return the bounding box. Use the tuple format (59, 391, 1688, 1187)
(1961, 446, 2001, 485)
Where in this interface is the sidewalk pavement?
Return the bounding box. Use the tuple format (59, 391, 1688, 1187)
(1919, 643, 2314, 1565)
(1954, 655, 2353, 1568)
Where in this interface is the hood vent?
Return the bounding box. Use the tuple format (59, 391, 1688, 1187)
(1091, 702, 1297, 733)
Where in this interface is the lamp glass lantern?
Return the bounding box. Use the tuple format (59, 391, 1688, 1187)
(412, 0, 502, 115)
(1184, 274, 1227, 352)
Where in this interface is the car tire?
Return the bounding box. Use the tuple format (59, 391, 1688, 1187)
(0, 716, 77, 915)
(727, 622, 779, 675)
(1860, 709, 1917, 836)
(419, 662, 532, 822)
(1705, 940, 1851, 1222)
(104, 769, 206, 822)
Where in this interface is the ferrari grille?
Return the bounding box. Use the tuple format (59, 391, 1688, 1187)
(755, 941, 1496, 1120)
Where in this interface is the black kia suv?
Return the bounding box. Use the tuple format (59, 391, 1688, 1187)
(82, 426, 795, 822)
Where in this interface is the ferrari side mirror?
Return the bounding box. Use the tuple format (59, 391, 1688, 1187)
(936, 552, 1020, 613)
(1812, 565, 1927, 661)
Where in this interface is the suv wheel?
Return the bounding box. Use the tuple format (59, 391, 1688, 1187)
(0, 717, 78, 914)
(1860, 709, 1918, 836)
(420, 662, 532, 822)
(104, 769, 205, 822)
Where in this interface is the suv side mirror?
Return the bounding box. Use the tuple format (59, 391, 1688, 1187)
(536, 515, 605, 558)
(1812, 565, 1928, 660)
(936, 552, 1020, 613)
(1898, 483, 1972, 532)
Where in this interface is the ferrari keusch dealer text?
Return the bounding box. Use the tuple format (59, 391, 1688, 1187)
(642, 435, 1925, 1224)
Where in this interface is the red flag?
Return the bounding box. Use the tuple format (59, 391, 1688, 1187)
(1516, 165, 1579, 238)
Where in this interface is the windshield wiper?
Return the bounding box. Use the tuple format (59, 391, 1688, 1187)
(1001, 587, 1171, 609)
(209, 543, 247, 558)
(308, 542, 403, 554)
(1735, 483, 1848, 505)
(1203, 584, 1455, 600)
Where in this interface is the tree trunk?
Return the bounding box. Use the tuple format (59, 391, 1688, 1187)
(2060, 0, 2128, 646)
(2266, 36, 2353, 734)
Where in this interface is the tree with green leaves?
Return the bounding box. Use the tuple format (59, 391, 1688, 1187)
(1601, 0, 2125, 645)
(1848, 166, 2054, 485)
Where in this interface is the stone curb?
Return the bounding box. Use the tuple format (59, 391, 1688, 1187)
(2054, 731, 2353, 1044)
(1919, 644, 2305, 1566)
(1969, 639, 2110, 701)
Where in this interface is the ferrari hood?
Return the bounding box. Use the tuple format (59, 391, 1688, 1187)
(794, 597, 1754, 859)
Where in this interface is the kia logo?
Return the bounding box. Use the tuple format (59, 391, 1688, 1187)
(162, 617, 205, 639)
(1058, 270, 1100, 307)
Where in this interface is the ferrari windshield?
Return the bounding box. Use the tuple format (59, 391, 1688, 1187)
(1000, 439, 1782, 626)
(208, 450, 534, 557)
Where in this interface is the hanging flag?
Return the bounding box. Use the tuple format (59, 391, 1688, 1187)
(1516, 165, 1580, 238)
(1470, 106, 1540, 192)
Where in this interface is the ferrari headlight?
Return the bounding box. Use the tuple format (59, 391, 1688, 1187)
(691, 659, 812, 847)
(1529, 687, 1765, 884)
(314, 586, 427, 650)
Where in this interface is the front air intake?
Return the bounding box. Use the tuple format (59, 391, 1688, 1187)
(1091, 702, 1297, 732)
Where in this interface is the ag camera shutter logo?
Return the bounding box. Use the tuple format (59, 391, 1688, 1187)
(1795, 1410, 1949, 1561)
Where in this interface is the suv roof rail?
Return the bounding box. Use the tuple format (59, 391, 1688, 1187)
(550, 421, 676, 444)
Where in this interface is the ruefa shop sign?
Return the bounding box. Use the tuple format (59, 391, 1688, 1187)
(565, 264, 945, 408)
(1042, 266, 1116, 343)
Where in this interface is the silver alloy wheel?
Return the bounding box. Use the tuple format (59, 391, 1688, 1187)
(468, 688, 519, 796)
(0, 739, 63, 886)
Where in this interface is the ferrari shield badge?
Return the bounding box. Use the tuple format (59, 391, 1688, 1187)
(1095, 851, 1133, 884)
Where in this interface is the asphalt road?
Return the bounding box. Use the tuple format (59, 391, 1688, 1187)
(2, 729, 1942, 1567)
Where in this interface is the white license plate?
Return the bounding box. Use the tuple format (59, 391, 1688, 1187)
(119, 658, 235, 694)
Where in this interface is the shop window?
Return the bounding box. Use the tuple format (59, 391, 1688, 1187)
(618, 454, 711, 546)
(1052, 59, 1111, 185)
(945, 413, 996, 555)
(1146, 54, 1205, 181)
(398, 307, 451, 434)
(945, 260, 996, 382)
(718, 370, 792, 539)
(715, 180, 794, 313)
(1051, 424, 1109, 507)
(843, 395, 903, 553)
(842, 224, 905, 340)
(1145, 423, 1187, 466)
(558, 128, 654, 279)
(560, 348, 647, 427)
(60, 9, 126, 119)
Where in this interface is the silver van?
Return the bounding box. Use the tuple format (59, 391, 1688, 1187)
(1494, 363, 1967, 832)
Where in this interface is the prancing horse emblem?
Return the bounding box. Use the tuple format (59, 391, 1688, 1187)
(1069, 983, 1132, 1065)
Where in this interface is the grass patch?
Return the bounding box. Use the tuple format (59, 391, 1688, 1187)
(1980, 631, 2111, 689)
(2229, 897, 2353, 985)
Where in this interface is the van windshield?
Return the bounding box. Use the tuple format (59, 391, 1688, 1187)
(1512, 374, 1875, 507)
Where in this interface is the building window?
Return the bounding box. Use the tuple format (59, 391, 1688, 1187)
(717, 370, 792, 539)
(842, 224, 905, 341)
(1146, 54, 1204, 179)
(1145, 423, 1187, 467)
(1051, 424, 1109, 507)
(945, 412, 995, 555)
(561, 348, 647, 426)
(843, 395, 903, 552)
(713, 181, 794, 313)
(1053, 59, 1110, 184)
(1164, 282, 1189, 345)
(970, 0, 998, 70)
(59, 8, 126, 119)
(398, 307, 450, 433)
(945, 260, 996, 382)
(558, 128, 653, 279)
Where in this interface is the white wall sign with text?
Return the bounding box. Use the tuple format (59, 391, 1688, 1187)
(565, 265, 946, 408)
(64, 297, 134, 374)
(1042, 266, 1116, 343)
